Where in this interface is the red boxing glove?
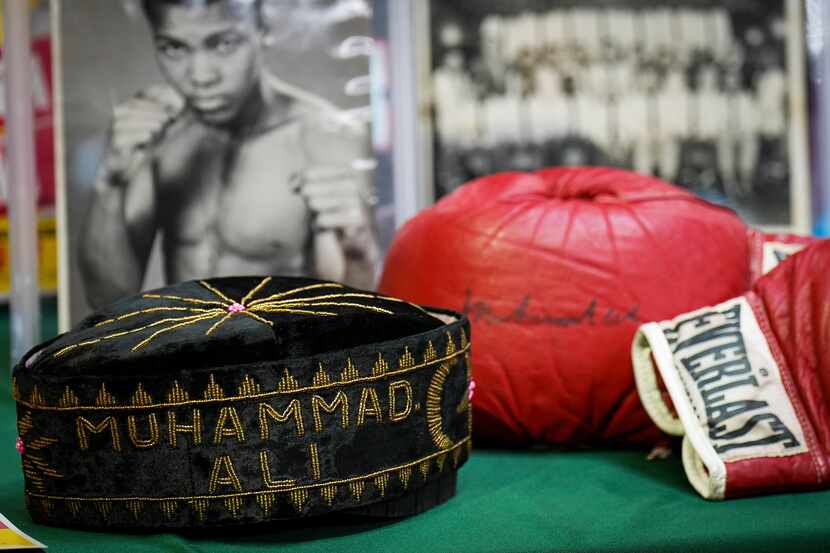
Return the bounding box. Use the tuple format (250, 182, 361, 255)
(746, 228, 816, 283)
(632, 241, 830, 499)
(379, 167, 816, 446)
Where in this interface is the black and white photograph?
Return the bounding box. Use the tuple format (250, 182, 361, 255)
(425, 0, 809, 232)
(53, 0, 383, 326)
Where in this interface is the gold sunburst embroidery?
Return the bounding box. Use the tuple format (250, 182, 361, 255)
(54, 278, 402, 359)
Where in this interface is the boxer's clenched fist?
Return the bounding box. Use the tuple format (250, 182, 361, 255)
(293, 164, 377, 250)
(102, 85, 184, 185)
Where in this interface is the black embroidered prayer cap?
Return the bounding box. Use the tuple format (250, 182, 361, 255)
(13, 276, 472, 529)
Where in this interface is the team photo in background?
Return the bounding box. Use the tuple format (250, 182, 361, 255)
(429, 0, 807, 229)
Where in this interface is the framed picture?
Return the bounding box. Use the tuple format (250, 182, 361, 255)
(806, 0, 830, 236)
(52, 0, 387, 329)
(419, 0, 811, 234)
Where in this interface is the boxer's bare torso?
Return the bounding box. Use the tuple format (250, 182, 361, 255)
(153, 97, 314, 281)
(82, 80, 373, 309)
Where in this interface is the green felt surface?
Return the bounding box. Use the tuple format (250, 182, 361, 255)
(2, 303, 830, 552)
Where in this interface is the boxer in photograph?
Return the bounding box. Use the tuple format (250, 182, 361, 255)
(433, 49, 477, 142)
(688, 64, 727, 191)
(527, 91, 567, 147)
(542, 10, 568, 56)
(479, 15, 506, 93)
(572, 8, 602, 61)
(533, 61, 564, 98)
(656, 68, 691, 181)
(433, 49, 480, 194)
(499, 16, 525, 68)
(605, 8, 636, 57)
(574, 93, 611, 154)
(707, 7, 735, 62)
(80, 0, 378, 308)
(757, 60, 788, 142)
(642, 9, 673, 62)
(679, 7, 707, 58)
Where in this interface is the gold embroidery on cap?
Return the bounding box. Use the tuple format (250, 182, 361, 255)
(205, 313, 233, 336)
(132, 385, 151, 407)
(76, 416, 121, 452)
(321, 485, 337, 506)
(445, 333, 456, 356)
(256, 493, 277, 516)
(21, 435, 63, 492)
(94, 306, 219, 327)
(436, 452, 448, 472)
(17, 344, 469, 412)
(40, 499, 54, 516)
(426, 363, 454, 449)
(419, 459, 431, 481)
(212, 407, 245, 445)
(52, 279, 403, 358)
(311, 392, 349, 432)
(94, 501, 112, 520)
(127, 414, 159, 449)
(398, 346, 415, 369)
(313, 364, 331, 387)
(388, 380, 413, 422)
(125, 499, 144, 520)
(167, 381, 189, 403)
(25, 437, 470, 506)
(259, 451, 295, 490)
(453, 446, 463, 467)
(27, 436, 58, 449)
(166, 409, 202, 448)
(289, 489, 308, 511)
(189, 499, 209, 521)
(204, 374, 224, 400)
(372, 353, 388, 376)
(199, 280, 235, 304)
(238, 375, 261, 396)
(29, 386, 45, 407)
(208, 455, 242, 494)
(17, 411, 33, 435)
(95, 383, 116, 407)
(244, 282, 340, 305)
(423, 341, 437, 363)
(357, 387, 382, 426)
(59, 386, 80, 408)
(258, 400, 304, 439)
(308, 443, 321, 480)
(127, 384, 159, 448)
(340, 357, 359, 383)
(349, 480, 364, 502)
(277, 369, 298, 392)
(224, 497, 242, 519)
(374, 473, 389, 497)
(66, 500, 82, 518)
(160, 500, 178, 521)
(398, 466, 412, 490)
(58, 313, 222, 359)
